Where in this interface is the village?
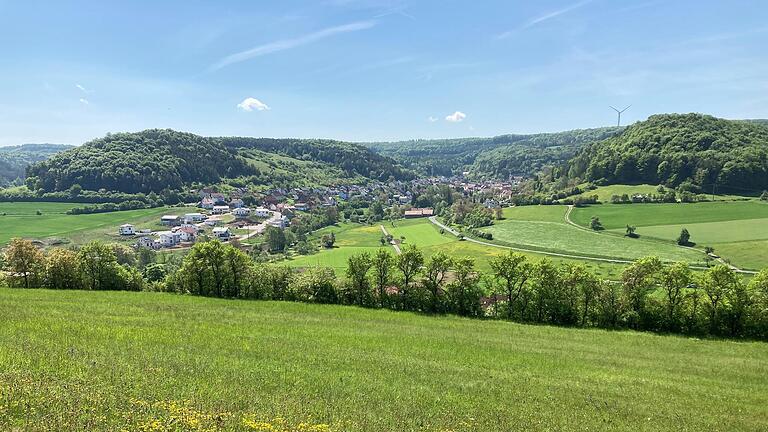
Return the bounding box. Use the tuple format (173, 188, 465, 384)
(117, 176, 524, 250)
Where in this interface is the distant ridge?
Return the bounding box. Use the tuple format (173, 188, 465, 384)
(24, 129, 412, 194)
(552, 113, 768, 194)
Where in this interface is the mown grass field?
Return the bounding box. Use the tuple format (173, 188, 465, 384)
(571, 201, 768, 269)
(570, 201, 768, 230)
(485, 206, 704, 264)
(1, 289, 766, 431)
(0, 202, 198, 246)
(286, 218, 629, 279)
(573, 184, 748, 203)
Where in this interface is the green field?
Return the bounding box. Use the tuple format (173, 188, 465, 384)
(574, 184, 660, 202)
(286, 218, 629, 279)
(570, 201, 768, 230)
(486, 206, 704, 264)
(0, 202, 198, 246)
(570, 201, 768, 269)
(573, 184, 748, 203)
(1, 289, 766, 431)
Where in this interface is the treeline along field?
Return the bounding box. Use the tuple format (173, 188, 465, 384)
(4, 236, 768, 341)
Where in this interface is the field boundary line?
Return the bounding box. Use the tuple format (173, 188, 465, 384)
(379, 224, 401, 254)
(430, 215, 756, 274)
(565, 205, 755, 274)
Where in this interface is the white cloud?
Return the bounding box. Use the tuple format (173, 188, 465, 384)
(427, 116, 438, 122)
(210, 21, 376, 71)
(79, 98, 89, 105)
(75, 83, 91, 93)
(445, 111, 466, 122)
(237, 97, 270, 112)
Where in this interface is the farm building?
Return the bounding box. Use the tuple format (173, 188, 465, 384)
(212, 227, 231, 240)
(200, 198, 215, 210)
(119, 224, 135, 235)
(160, 215, 181, 226)
(232, 207, 251, 218)
(404, 208, 434, 218)
(184, 213, 206, 223)
(253, 207, 271, 218)
(137, 236, 160, 250)
(158, 231, 181, 247)
(178, 226, 198, 242)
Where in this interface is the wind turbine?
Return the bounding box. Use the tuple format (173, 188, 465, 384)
(610, 105, 631, 126)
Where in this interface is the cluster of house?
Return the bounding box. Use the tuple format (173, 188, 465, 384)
(119, 211, 233, 250)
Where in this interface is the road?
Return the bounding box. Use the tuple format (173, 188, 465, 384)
(379, 224, 401, 254)
(428, 215, 756, 273)
(239, 211, 283, 240)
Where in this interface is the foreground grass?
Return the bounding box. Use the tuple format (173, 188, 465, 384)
(1, 289, 767, 431)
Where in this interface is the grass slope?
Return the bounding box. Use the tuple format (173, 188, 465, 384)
(487, 206, 703, 264)
(570, 201, 768, 230)
(1, 289, 766, 431)
(287, 218, 630, 279)
(570, 201, 768, 269)
(0, 202, 198, 246)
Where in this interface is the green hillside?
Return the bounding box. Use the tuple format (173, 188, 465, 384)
(364, 127, 623, 177)
(557, 114, 768, 194)
(24, 130, 412, 194)
(0, 143, 73, 187)
(2, 289, 767, 431)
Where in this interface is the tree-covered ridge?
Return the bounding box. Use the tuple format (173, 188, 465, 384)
(26, 129, 252, 194)
(468, 128, 623, 180)
(220, 137, 414, 182)
(364, 127, 623, 177)
(24, 130, 413, 194)
(0, 143, 73, 187)
(558, 114, 768, 194)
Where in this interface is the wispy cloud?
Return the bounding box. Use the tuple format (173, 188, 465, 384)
(427, 116, 438, 122)
(374, 5, 415, 20)
(237, 97, 270, 112)
(497, 0, 593, 39)
(79, 98, 90, 105)
(209, 21, 376, 71)
(75, 83, 91, 93)
(445, 111, 466, 122)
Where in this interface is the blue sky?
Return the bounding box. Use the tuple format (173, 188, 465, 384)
(0, 0, 766, 145)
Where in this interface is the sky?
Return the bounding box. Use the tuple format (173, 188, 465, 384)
(0, 0, 767, 145)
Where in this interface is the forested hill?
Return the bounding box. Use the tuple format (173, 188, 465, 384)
(0, 143, 73, 187)
(363, 127, 623, 178)
(554, 113, 768, 194)
(25, 130, 412, 194)
(219, 137, 413, 183)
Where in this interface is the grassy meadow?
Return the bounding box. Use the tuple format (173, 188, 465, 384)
(573, 184, 748, 203)
(482, 205, 704, 264)
(286, 218, 629, 279)
(1, 288, 767, 431)
(0, 202, 198, 247)
(571, 201, 768, 269)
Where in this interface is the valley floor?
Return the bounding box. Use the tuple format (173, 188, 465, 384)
(1, 289, 766, 431)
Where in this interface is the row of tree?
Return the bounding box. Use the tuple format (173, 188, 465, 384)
(4, 238, 767, 340)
